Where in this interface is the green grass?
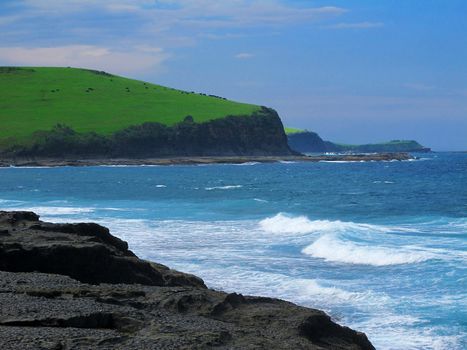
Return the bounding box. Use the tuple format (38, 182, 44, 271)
(284, 127, 305, 135)
(334, 140, 422, 148)
(0, 67, 260, 144)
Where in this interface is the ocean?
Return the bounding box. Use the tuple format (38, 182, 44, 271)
(0, 152, 465, 350)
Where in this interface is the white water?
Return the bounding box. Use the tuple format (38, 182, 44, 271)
(302, 234, 432, 266)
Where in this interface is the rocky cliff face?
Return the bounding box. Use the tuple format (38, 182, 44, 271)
(0, 211, 375, 350)
(3, 107, 295, 159)
(287, 131, 328, 153)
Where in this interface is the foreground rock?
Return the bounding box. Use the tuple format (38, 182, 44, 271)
(0, 211, 374, 349)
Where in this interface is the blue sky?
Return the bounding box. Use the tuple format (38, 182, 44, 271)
(1, 0, 466, 150)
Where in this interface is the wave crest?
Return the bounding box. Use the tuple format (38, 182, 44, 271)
(259, 213, 419, 236)
(259, 213, 332, 234)
(302, 234, 432, 266)
(205, 185, 243, 190)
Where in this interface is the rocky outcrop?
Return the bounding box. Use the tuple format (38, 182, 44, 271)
(288, 131, 431, 154)
(0, 211, 204, 287)
(0, 211, 375, 349)
(3, 107, 295, 159)
(325, 140, 431, 153)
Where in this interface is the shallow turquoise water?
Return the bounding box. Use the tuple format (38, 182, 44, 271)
(0, 153, 465, 349)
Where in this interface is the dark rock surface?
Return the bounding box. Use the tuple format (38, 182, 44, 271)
(0, 211, 204, 288)
(0, 211, 375, 349)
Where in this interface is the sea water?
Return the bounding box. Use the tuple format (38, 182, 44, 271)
(0, 152, 465, 350)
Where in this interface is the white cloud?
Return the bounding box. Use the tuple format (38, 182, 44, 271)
(325, 22, 384, 29)
(2, 1, 350, 58)
(17, 0, 347, 28)
(160, 3, 347, 28)
(0, 45, 170, 75)
(0, 1, 350, 75)
(235, 52, 254, 59)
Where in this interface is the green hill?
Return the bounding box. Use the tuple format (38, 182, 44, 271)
(0, 67, 260, 145)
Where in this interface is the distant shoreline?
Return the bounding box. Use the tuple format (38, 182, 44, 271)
(0, 153, 414, 167)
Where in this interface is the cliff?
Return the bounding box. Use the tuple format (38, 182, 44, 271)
(2, 108, 295, 158)
(0, 211, 374, 349)
(1, 67, 297, 159)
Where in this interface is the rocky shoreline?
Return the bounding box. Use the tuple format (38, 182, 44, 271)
(0, 152, 413, 167)
(0, 211, 375, 349)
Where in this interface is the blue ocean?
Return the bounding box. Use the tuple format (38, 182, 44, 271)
(0, 153, 465, 350)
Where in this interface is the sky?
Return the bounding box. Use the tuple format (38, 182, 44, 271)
(0, 0, 466, 150)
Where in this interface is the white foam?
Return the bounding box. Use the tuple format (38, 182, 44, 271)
(23, 206, 95, 216)
(0, 166, 55, 169)
(205, 185, 243, 190)
(258, 213, 415, 235)
(233, 162, 260, 166)
(177, 264, 384, 310)
(302, 234, 432, 266)
(253, 198, 268, 203)
(259, 213, 335, 234)
(0, 198, 25, 205)
(355, 316, 463, 350)
(155, 185, 167, 188)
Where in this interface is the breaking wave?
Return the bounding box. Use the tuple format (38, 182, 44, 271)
(258, 213, 415, 235)
(302, 234, 432, 266)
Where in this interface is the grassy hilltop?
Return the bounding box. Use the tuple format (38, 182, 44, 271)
(0, 67, 260, 144)
(284, 127, 305, 135)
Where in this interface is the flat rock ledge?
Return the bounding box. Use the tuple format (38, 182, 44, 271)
(0, 211, 375, 350)
(0, 152, 413, 167)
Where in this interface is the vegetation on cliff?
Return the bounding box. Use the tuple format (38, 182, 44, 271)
(0, 67, 259, 145)
(284, 127, 305, 135)
(4, 108, 293, 158)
